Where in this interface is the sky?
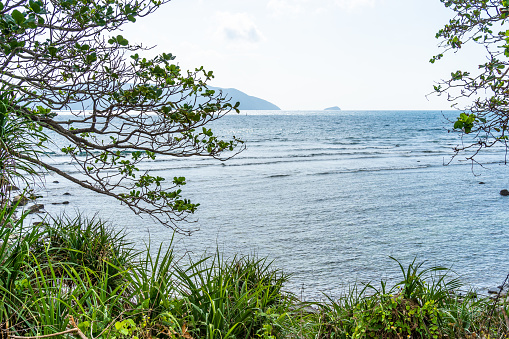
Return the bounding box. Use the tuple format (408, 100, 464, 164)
(122, 0, 483, 110)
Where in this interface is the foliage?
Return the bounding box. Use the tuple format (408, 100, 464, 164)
(174, 253, 290, 338)
(32, 214, 136, 290)
(433, 0, 509, 162)
(0, 212, 291, 339)
(317, 258, 508, 339)
(1, 211, 509, 339)
(0, 0, 243, 232)
(0, 89, 48, 204)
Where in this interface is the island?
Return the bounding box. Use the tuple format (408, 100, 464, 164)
(65, 86, 281, 111)
(211, 87, 280, 110)
(324, 106, 341, 111)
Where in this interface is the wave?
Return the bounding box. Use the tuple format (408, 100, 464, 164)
(267, 174, 292, 178)
(312, 165, 432, 176)
(45, 150, 456, 174)
(43, 148, 420, 164)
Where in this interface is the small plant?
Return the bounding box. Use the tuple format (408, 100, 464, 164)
(113, 319, 138, 338)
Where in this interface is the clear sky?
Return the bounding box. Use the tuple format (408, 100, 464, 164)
(122, 0, 482, 110)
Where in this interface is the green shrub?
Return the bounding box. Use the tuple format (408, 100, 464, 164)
(32, 214, 136, 289)
(174, 252, 291, 339)
(2, 213, 508, 339)
(318, 258, 509, 339)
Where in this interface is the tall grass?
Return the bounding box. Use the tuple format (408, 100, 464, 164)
(174, 252, 290, 338)
(0, 208, 508, 339)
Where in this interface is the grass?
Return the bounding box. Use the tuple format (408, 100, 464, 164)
(1, 206, 508, 338)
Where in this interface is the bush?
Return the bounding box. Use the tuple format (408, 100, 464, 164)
(0, 213, 293, 339)
(31, 214, 136, 289)
(1, 212, 509, 339)
(318, 258, 509, 339)
(174, 252, 291, 338)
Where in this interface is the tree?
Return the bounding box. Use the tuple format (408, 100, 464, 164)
(0, 0, 243, 233)
(432, 0, 509, 163)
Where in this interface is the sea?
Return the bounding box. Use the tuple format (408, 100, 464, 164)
(26, 110, 509, 300)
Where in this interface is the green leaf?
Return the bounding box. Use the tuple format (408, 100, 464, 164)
(116, 35, 129, 46)
(11, 10, 25, 25)
(48, 46, 57, 57)
(86, 52, 97, 64)
(25, 17, 37, 28)
(29, 0, 40, 13)
(78, 321, 90, 332)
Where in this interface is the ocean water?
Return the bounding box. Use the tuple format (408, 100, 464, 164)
(28, 110, 509, 300)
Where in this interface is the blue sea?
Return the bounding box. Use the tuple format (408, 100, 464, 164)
(30, 110, 509, 300)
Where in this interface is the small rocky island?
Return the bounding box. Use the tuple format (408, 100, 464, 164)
(324, 106, 341, 111)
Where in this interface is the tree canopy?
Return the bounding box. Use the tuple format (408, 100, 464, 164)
(433, 0, 509, 163)
(0, 0, 243, 233)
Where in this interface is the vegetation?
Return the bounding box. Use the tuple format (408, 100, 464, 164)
(0, 0, 243, 232)
(433, 0, 509, 163)
(2, 0, 509, 337)
(1, 207, 509, 339)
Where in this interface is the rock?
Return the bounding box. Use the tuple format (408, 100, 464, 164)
(289, 304, 319, 314)
(63, 192, 71, 196)
(12, 195, 29, 206)
(51, 201, 70, 205)
(479, 182, 485, 185)
(466, 291, 478, 299)
(490, 292, 508, 300)
(28, 204, 44, 214)
(500, 189, 509, 196)
(53, 180, 59, 183)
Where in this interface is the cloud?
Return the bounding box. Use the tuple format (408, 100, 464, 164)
(267, 0, 304, 15)
(266, 0, 377, 15)
(215, 12, 265, 45)
(334, 0, 376, 10)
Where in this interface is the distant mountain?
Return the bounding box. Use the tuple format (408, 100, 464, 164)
(63, 86, 280, 111)
(324, 106, 341, 111)
(211, 87, 280, 110)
